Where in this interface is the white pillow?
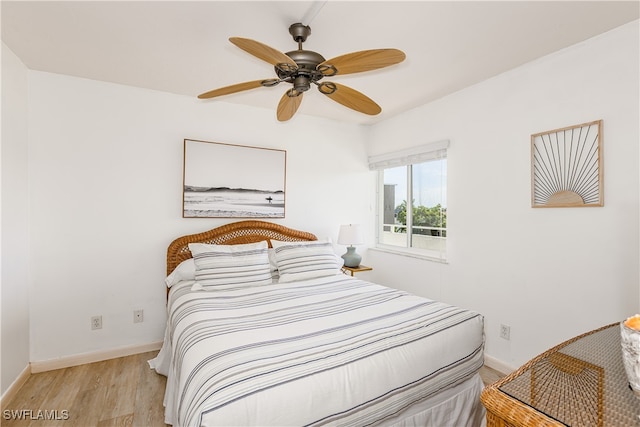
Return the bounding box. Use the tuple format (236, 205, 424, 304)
(189, 241, 273, 290)
(271, 240, 343, 283)
(268, 248, 278, 272)
(267, 248, 280, 282)
(165, 259, 196, 288)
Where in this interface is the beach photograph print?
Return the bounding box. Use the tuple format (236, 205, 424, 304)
(183, 139, 286, 218)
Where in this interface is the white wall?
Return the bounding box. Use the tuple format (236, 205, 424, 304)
(366, 21, 640, 369)
(26, 72, 372, 363)
(1, 43, 30, 395)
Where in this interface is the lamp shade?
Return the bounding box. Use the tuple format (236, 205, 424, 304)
(337, 224, 364, 246)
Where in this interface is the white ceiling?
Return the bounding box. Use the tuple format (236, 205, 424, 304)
(2, 1, 638, 124)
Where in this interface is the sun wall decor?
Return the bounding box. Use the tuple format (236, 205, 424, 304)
(531, 120, 603, 208)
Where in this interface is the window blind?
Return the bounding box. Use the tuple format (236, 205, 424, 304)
(368, 140, 449, 170)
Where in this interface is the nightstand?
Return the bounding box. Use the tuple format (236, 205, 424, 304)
(341, 265, 372, 276)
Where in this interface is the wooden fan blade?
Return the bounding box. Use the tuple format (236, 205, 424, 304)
(229, 37, 297, 69)
(318, 48, 406, 76)
(319, 82, 381, 115)
(197, 79, 271, 99)
(277, 90, 304, 122)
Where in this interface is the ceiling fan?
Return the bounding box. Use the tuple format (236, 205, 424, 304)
(198, 23, 406, 121)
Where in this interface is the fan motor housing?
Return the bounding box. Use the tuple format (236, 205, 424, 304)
(285, 50, 325, 68)
(276, 49, 326, 84)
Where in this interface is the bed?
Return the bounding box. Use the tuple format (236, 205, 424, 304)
(150, 220, 486, 426)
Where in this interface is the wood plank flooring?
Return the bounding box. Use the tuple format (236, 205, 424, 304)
(2, 351, 168, 427)
(2, 351, 505, 426)
(479, 364, 505, 387)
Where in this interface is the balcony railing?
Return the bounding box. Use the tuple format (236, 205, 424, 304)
(380, 223, 446, 253)
(382, 223, 446, 236)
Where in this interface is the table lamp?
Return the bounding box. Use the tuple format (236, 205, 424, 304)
(338, 224, 364, 267)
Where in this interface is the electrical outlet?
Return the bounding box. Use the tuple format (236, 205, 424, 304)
(91, 315, 102, 330)
(134, 310, 144, 323)
(500, 324, 511, 340)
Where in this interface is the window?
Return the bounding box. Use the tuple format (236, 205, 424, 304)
(369, 141, 448, 261)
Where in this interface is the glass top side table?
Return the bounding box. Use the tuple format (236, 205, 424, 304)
(481, 323, 640, 427)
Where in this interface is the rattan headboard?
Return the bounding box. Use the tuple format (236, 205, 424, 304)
(166, 220, 317, 276)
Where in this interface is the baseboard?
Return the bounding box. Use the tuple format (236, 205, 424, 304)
(484, 354, 517, 376)
(0, 364, 31, 407)
(30, 341, 163, 373)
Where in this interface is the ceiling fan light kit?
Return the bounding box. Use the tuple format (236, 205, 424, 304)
(198, 23, 406, 121)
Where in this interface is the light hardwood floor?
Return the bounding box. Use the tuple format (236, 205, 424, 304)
(2, 351, 168, 427)
(479, 364, 505, 387)
(2, 351, 505, 427)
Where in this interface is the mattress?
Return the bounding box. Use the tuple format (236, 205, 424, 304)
(150, 275, 485, 426)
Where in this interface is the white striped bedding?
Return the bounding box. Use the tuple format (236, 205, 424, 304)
(151, 275, 485, 426)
